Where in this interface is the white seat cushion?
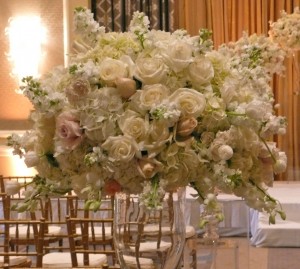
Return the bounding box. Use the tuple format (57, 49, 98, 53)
(130, 241, 171, 252)
(42, 252, 107, 267)
(123, 255, 155, 269)
(143, 224, 196, 238)
(0, 255, 29, 267)
(10, 224, 62, 238)
(185, 225, 196, 238)
(76, 226, 112, 240)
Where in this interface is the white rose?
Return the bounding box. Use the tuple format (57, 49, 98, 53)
(134, 57, 168, 84)
(169, 88, 206, 117)
(24, 151, 40, 167)
(101, 135, 139, 162)
(188, 56, 214, 85)
(163, 40, 193, 72)
(118, 110, 148, 142)
(141, 121, 171, 158)
(140, 84, 170, 109)
(4, 180, 22, 196)
(99, 58, 128, 86)
(149, 120, 170, 142)
(137, 84, 170, 111)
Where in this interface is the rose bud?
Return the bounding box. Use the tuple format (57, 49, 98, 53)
(137, 158, 162, 179)
(5, 181, 22, 196)
(115, 77, 137, 99)
(24, 151, 40, 168)
(177, 117, 198, 137)
(217, 145, 233, 161)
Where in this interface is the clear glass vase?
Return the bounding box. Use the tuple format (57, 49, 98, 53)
(113, 188, 186, 269)
(202, 214, 220, 245)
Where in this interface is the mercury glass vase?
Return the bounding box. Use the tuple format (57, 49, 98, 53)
(113, 188, 186, 269)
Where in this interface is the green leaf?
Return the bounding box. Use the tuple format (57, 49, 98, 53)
(45, 152, 59, 168)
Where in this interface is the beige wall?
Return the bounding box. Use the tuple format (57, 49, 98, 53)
(0, 0, 89, 176)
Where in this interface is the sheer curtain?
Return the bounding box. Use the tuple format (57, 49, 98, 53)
(177, 0, 300, 181)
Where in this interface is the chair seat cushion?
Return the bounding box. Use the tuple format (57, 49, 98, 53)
(0, 255, 29, 267)
(123, 255, 155, 269)
(42, 252, 107, 267)
(10, 224, 62, 238)
(76, 226, 113, 240)
(130, 241, 171, 252)
(143, 224, 196, 238)
(185, 225, 196, 238)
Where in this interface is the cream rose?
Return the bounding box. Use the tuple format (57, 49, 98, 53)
(149, 120, 170, 142)
(99, 58, 128, 86)
(118, 110, 148, 142)
(101, 135, 139, 162)
(163, 40, 193, 72)
(134, 57, 168, 84)
(65, 78, 91, 104)
(169, 88, 206, 117)
(139, 84, 170, 110)
(56, 112, 84, 150)
(24, 151, 40, 167)
(177, 116, 198, 137)
(188, 56, 214, 85)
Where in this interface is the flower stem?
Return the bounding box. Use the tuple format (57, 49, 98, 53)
(258, 134, 276, 163)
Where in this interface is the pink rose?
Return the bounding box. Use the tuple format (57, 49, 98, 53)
(56, 112, 84, 150)
(176, 116, 198, 137)
(65, 79, 90, 103)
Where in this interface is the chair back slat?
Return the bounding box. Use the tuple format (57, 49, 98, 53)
(0, 193, 40, 267)
(65, 195, 116, 267)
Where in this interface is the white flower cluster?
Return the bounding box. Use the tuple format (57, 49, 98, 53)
(8, 7, 292, 223)
(269, 6, 300, 52)
(73, 7, 105, 45)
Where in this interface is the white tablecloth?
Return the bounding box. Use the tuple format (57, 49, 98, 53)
(250, 182, 300, 247)
(185, 187, 250, 236)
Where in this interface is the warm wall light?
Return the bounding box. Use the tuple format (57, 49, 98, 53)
(6, 16, 46, 82)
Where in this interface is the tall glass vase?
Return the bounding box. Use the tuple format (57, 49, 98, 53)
(113, 188, 186, 269)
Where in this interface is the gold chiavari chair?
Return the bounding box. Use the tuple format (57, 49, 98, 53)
(65, 216, 116, 268)
(1, 175, 33, 198)
(0, 176, 64, 252)
(0, 192, 40, 268)
(67, 194, 115, 246)
(35, 194, 116, 268)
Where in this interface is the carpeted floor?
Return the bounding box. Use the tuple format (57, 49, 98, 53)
(267, 248, 300, 269)
(196, 237, 300, 269)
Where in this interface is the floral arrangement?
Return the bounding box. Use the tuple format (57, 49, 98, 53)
(8, 7, 291, 223)
(269, 6, 300, 52)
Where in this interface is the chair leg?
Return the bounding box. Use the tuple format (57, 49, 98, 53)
(59, 238, 63, 252)
(183, 236, 197, 269)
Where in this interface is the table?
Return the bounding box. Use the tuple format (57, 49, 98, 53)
(185, 187, 250, 236)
